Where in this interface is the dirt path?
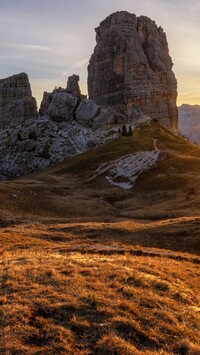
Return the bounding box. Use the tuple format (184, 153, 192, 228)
(153, 139, 159, 151)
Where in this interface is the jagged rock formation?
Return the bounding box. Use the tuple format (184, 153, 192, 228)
(39, 75, 124, 128)
(39, 91, 53, 116)
(66, 74, 81, 98)
(0, 115, 121, 179)
(88, 11, 178, 130)
(0, 73, 37, 129)
(40, 75, 84, 117)
(0, 73, 127, 179)
(48, 91, 78, 122)
(76, 99, 100, 127)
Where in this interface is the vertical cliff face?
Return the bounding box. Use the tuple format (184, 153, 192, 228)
(88, 11, 178, 130)
(0, 72, 37, 129)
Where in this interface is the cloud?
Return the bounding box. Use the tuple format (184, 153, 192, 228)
(61, 69, 70, 78)
(0, 54, 26, 59)
(72, 58, 89, 69)
(61, 58, 89, 78)
(15, 44, 51, 51)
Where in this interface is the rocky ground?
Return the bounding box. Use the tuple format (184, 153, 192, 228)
(0, 114, 121, 179)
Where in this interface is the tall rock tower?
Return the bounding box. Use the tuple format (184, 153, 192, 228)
(88, 11, 178, 130)
(0, 72, 37, 129)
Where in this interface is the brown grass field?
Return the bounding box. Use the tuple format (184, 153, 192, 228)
(1, 122, 200, 354)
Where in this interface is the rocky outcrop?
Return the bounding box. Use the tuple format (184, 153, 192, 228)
(0, 73, 128, 179)
(92, 108, 125, 130)
(76, 99, 100, 127)
(47, 91, 78, 122)
(0, 114, 121, 179)
(39, 92, 53, 116)
(39, 75, 125, 129)
(66, 74, 81, 98)
(88, 11, 178, 130)
(0, 72, 37, 129)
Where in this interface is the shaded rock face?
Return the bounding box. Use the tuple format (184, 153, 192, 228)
(39, 77, 102, 126)
(47, 91, 78, 122)
(66, 74, 81, 98)
(0, 73, 37, 129)
(88, 11, 178, 130)
(76, 99, 100, 127)
(39, 92, 53, 116)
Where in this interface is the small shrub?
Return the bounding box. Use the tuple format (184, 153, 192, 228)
(41, 142, 50, 159)
(121, 125, 133, 137)
(17, 132, 22, 141)
(122, 124, 127, 136)
(29, 130, 37, 140)
(153, 280, 170, 292)
(5, 136, 12, 147)
(128, 125, 133, 136)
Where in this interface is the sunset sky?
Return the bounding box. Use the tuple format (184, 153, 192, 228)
(0, 0, 199, 107)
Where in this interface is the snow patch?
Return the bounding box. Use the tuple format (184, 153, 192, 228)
(134, 115, 152, 126)
(106, 151, 160, 189)
(91, 150, 161, 189)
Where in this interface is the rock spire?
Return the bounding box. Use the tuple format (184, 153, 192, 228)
(0, 72, 37, 129)
(66, 74, 81, 98)
(88, 11, 178, 130)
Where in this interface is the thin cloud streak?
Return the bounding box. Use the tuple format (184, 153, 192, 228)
(15, 44, 51, 51)
(72, 58, 89, 69)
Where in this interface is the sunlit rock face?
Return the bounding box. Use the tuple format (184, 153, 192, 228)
(88, 11, 178, 130)
(0, 73, 37, 129)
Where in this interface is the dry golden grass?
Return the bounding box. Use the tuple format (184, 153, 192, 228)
(1, 221, 200, 354)
(1, 121, 200, 353)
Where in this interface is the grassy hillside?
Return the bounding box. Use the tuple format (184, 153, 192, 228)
(1, 120, 200, 221)
(1, 121, 200, 354)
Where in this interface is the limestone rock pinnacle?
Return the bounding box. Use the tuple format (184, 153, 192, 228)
(88, 11, 178, 130)
(0, 72, 37, 129)
(67, 74, 81, 98)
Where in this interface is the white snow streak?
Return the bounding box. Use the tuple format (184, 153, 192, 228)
(91, 150, 161, 190)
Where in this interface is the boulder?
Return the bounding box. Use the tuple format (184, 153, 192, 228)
(18, 139, 36, 152)
(76, 99, 100, 127)
(47, 92, 78, 122)
(92, 108, 125, 130)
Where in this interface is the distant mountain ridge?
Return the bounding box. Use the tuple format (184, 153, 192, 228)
(178, 104, 200, 144)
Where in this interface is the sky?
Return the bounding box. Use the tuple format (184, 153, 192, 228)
(0, 0, 200, 107)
